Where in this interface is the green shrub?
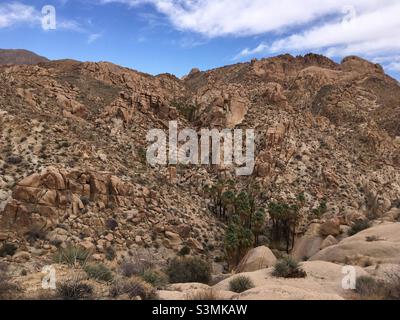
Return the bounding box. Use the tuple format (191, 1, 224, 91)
(84, 263, 113, 282)
(109, 277, 158, 300)
(167, 256, 211, 284)
(57, 280, 93, 300)
(137, 147, 148, 165)
(349, 220, 371, 236)
(53, 245, 92, 266)
(0, 243, 18, 257)
(178, 246, 191, 256)
(141, 270, 168, 289)
(272, 256, 307, 278)
(229, 276, 255, 293)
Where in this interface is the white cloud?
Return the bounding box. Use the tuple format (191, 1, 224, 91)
(100, 0, 396, 36)
(100, 0, 400, 68)
(0, 2, 85, 33)
(0, 2, 40, 28)
(232, 1, 400, 62)
(88, 33, 102, 44)
(259, 2, 400, 56)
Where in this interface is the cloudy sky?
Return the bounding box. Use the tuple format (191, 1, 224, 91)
(0, 0, 399, 79)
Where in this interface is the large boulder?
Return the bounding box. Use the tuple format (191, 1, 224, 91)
(310, 223, 400, 265)
(236, 246, 277, 272)
(236, 285, 343, 300)
(320, 235, 338, 250)
(214, 261, 366, 300)
(292, 223, 323, 261)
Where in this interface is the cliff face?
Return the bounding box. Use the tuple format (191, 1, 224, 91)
(0, 52, 399, 288)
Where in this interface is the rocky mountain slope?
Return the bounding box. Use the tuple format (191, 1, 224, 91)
(0, 51, 399, 300)
(0, 49, 49, 65)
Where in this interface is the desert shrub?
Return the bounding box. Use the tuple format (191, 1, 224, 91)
(229, 276, 255, 293)
(0, 243, 18, 257)
(56, 279, 93, 300)
(120, 261, 140, 277)
(172, 101, 198, 122)
(53, 245, 92, 266)
(80, 196, 90, 206)
(137, 147, 148, 165)
(178, 246, 191, 256)
(6, 155, 22, 164)
(186, 289, 220, 300)
(167, 256, 211, 284)
(385, 273, 400, 300)
(106, 218, 118, 231)
(84, 263, 113, 282)
(0, 263, 20, 299)
(312, 201, 328, 218)
(355, 276, 387, 299)
(366, 236, 380, 242)
(120, 253, 154, 277)
(105, 246, 116, 261)
(348, 220, 371, 236)
(109, 277, 158, 300)
(272, 256, 307, 278)
(141, 270, 168, 289)
(25, 225, 47, 243)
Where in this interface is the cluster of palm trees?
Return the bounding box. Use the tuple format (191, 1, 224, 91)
(204, 179, 305, 267)
(203, 179, 266, 266)
(268, 196, 303, 254)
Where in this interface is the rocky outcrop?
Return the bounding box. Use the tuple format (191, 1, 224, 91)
(0, 167, 145, 233)
(310, 223, 400, 265)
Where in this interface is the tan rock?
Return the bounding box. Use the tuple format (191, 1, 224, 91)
(79, 240, 95, 251)
(37, 189, 58, 206)
(237, 246, 277, 273)
(320, 219, 341, 237)
(13, 251, 31, 263)
(164, 231, 182, 249)
(105, 233, 114, 242)
(47, 228, 68, 243)
(90, 174, 109, 195)
(18, 173, 42, 188)
(187, 238, 204, 251)
(310, 223, 400, 265)
(320, 235, 338, 250)
(12, 186, 41, 204)
(42, 167, 66, 190)
(292, 232, 323, 261)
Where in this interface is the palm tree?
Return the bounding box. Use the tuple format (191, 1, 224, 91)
(252, 209, 266, 246)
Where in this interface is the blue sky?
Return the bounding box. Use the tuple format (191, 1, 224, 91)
(0, 0, 399, 79)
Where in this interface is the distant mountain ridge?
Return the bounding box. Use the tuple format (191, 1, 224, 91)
(0, 49, 49, 65)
